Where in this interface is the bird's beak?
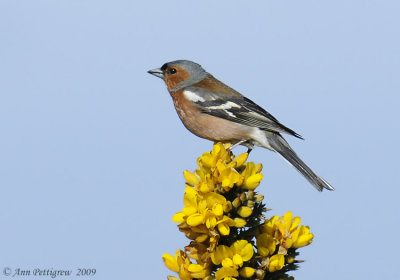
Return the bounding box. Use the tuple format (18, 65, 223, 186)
(147, 68, 164, 79)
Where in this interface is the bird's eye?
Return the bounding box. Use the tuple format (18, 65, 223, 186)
(168, 68, 177, 74)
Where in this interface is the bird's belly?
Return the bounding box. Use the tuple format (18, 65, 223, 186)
(176, 108, 252, 142)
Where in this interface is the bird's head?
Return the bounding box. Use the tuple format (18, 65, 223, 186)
(148, 60, 208, 92)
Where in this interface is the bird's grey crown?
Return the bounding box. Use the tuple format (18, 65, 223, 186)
(163, 60, 209, 91)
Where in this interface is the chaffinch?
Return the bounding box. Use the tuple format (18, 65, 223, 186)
(148, 60, 334, 192)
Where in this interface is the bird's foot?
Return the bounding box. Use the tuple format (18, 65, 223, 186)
(228, 139, 248, 151)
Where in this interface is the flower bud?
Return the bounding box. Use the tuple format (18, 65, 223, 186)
(237, 206, 253, 218)
(247, 190, 255, 200)
(234, 217, 247, 228)
(232, 197, 241, 208)
(240, 267, 255, 278)
(287, 256, 295, 264)
(247, 200, 255, 208)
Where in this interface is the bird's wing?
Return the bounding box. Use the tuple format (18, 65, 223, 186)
(183, 87, 303, 139)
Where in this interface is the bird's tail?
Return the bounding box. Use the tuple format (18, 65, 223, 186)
(267, 134, 334, 192)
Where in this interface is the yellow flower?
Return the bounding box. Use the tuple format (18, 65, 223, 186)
(177, 222, 210, 243)
(184, 142, 262, 193)
(163, 250, 210, 280)
(268, 254, 285, 272)
(256, 233, 276, 256)
(216, 215, 236, 236)
(215, 266, 238, 280)
(198, 142, 231, 169)
(211, 240, 254, 280)
(185, 243, 209, 262)
(292, 225, 313, 248)
(258, 211, 313, 251)
(173, 187, 237, 236)
(217, 161, 243, 191)
(230, 152, 248, 168)
(239, 162, 263, 190)
(232, 240, 254, 263)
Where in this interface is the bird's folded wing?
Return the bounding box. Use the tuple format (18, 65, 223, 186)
(183, 87, 303, 139)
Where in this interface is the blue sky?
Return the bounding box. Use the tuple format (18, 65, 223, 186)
(0, 1, 399, 279)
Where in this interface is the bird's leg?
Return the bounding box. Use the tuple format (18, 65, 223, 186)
(245, 142, 254, 154)
(228, 139, 248, 151)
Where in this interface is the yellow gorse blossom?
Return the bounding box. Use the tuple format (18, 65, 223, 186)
(172, 143, 263, 239)
(172, 186, 237, 236)
(211, 240, 254, 280)
(267, 254, 285, 272)
(163, 143, 316, 280)
(257, 211, 314, 256)
(184, 143, 263, 193)
(162, 250, 210, 280)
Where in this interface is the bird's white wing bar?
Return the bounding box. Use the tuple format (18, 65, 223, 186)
(183, 90, 206, 102)
(206, 101, 241, 110)
(183, 87, 228, 102)
(206, 101, 241, 118)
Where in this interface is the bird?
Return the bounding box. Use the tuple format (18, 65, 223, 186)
(148, 60, 334, 192)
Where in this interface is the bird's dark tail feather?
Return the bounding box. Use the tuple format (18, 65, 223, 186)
(268, 135, 334, 192)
